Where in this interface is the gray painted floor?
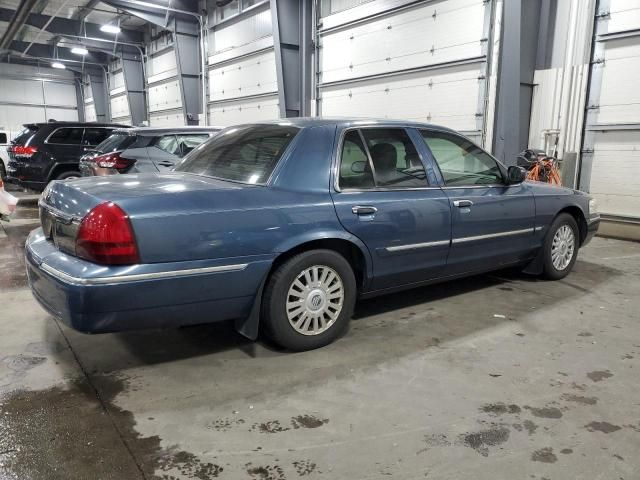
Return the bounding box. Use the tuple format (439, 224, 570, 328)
(1, 202, 639, 480)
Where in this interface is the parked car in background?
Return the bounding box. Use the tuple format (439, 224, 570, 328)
(79, 126, 221, 176)
(26, 119, 600, 352)
(0, 128, 16, 179)
(6, 121, 128, 191)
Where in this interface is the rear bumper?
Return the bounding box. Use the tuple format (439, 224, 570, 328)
(6, 160, 47, 191)
(25, 228, 272, 333)
(78, 161, 117, 177)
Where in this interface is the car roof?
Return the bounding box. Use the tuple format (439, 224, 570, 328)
(24, 121, 130, 128)
(228, 117, 458, 132)
(110, 126, 223, 135)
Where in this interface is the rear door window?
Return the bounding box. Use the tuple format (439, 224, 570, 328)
(176, 134, 210, 157)
(83, 128, 113, 146)
(47, 127, 83, 145)
(155, 135, 180, 155)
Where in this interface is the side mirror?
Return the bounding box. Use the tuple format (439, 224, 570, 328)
(507, 165, 526, 184)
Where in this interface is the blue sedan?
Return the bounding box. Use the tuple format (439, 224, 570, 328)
(25, 118, 600, 351)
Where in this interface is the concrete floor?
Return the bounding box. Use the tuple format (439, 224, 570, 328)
(1, 201, 639, 480)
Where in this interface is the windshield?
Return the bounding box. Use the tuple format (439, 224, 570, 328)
(94, 133, 137, 154)
(174, 125, 299, 184)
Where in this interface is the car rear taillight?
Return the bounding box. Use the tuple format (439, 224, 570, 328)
(95, 152, 135, 171)
(12, 145, 38, 158)
(76, 202, 140, 265)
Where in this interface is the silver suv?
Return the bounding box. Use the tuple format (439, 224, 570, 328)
(79, 126, 221, 176)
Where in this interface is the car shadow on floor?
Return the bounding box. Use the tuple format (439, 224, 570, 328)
(45, 258, 622, 377)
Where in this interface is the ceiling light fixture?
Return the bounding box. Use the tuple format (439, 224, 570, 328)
(51, 62, 66, 69)
(100, 24, 121, 34)
(71, 47, 89, 55)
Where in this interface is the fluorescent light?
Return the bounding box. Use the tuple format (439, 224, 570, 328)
(71, 47, 88, 55)
(51, 62, 66, 69)
(100, 24, 121, 34)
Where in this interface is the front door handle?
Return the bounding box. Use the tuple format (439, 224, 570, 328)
(453, 200, 474, 208)
(352, 205, 378, 215)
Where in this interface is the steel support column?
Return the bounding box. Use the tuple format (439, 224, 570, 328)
(173, 18, 202, 125)
(88, 70, 110, 122)
(492, 0, 521, 165)
(271, 0, 313, 118)
(121, 51, 146, 125)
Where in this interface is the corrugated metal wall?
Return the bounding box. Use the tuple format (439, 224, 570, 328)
(206, 1, 280, 126)
(582, 0, 640, 220)
(316, 0, 496, 145)
(0, 63, 78, 132)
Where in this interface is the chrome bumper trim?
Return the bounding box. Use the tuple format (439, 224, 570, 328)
(39, 262, 249, 286)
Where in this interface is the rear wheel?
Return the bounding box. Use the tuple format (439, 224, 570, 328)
(55, 170, 81, 181)
(0, 161, 6, 180)
(542, 213, 579, 280)
(262, 249, 356, 351)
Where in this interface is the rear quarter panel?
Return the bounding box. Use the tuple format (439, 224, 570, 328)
(124, 125, 361, 265)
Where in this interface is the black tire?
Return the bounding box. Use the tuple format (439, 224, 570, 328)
(542, 213, 579, 280)
(0, 161, 6, 180)
(261, 249, 357, 351)
(55, 170, 81, 181)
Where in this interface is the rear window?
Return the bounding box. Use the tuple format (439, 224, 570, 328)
(174, 125, 299, 184)
(0, 133, 7, 144)
(94, 133, 138, 154)
(12, 126, 39, 145)
(83, 128, 114, 146)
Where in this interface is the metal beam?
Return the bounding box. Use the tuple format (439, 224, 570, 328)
(173, 17, 202, 125)
(101, 0, 201, 28)
(0, 0, 39, 52)
(121, 50, 147, 125)
(271, 0, 312, 118)
(0, 7, 144, 44)
(492, 0, 521, 165)
(88, 70, 111, 122)
(8, 40, 110, 64)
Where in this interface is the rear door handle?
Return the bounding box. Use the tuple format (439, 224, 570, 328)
(158, 161, 174, 167)
(352, 205, 378, 215)
(453, 200, 473, 208)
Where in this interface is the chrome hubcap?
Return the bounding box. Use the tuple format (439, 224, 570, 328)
(286, 265, 344, 335)
(551, 224, 575, 271)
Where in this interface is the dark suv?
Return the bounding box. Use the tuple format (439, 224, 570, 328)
(6, 121, 128, 191)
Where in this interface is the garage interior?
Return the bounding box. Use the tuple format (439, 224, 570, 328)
(1, 0, 640, 479)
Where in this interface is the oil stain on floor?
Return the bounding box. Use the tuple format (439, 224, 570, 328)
(0, 375, 224, 480)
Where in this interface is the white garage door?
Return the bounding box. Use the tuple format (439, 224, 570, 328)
(207, 3, 280, 126)
(582, 0, 640, 220)
(317, 0, 494, 145)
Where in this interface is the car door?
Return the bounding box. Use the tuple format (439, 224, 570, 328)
(147, 134, 180, 172)
(419, 129, 536, 275)
(331, 127, 452, 291)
